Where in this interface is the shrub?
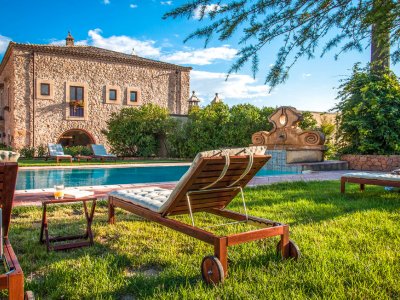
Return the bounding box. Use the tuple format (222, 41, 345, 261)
(104, 104, 176, 156)
(167, 103, 275, 158)
(63, 146, 92, 157)
(36, 144, 47, 157)
(335, 65, 400, 155)
(319, 116, 337, 159)
(0, 143, 13, 151)
(19, 146, 35, 159)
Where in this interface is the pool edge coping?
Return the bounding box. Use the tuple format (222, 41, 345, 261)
(19, 162, 192, 170)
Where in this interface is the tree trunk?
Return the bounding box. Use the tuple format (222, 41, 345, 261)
(370, 0, 392, 72)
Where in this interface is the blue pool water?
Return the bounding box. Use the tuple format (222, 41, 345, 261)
(16, 165, 299, 190)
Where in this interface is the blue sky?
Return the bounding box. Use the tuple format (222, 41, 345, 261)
(0, 0, 397, 111)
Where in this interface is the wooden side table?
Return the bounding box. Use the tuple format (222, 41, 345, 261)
(75, 155, 93, 162)
(39, 197, 97, 252)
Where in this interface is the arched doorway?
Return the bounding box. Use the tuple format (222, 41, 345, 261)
(58, 129, 95, 147)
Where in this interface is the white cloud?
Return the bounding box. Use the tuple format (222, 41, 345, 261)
(0, 34, 12, 54)
(129, 4, 138, 8)
(161, 1, 172, 5)
(87, 29, 160, 57)
(161, 45, 237, 65)
(190, 70, 271, 104)
(103, 0, 110, 4)
(302, 73, 312, 79)
(193, 4, 221, 20)
(47, 30, 236, 65)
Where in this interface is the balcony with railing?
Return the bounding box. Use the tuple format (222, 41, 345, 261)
(69, 105, 84, 118)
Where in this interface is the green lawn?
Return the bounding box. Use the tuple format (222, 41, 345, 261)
(18, 158, 189, 167)
(9, 181, 400, 299)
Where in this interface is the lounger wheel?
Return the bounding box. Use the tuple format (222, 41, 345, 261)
(201, 256, 225, 285)
(276, 239, 301, 260)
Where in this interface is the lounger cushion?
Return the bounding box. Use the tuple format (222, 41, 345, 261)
(109, 187, 172, 213)
(91, 144, 116, 157)
(391, 168, 400, 175)
(343, 172, 400, 181)
(48, 144, 65, 156)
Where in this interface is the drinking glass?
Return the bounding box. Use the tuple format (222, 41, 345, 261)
(54, 184, 65, 199)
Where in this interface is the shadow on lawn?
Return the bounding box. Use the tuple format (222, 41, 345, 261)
(11, 210, 203, 299)
(11, 180, 400, 298)
(228, 181, 400, 226)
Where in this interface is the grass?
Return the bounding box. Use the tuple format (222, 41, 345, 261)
(18, 158, 189, 167)
(8, 181, 400, 299)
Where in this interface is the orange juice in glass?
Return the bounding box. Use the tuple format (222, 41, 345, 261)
(54, 185, 65, 199)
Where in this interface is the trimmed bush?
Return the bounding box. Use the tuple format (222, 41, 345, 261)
(0, 143, 13, 151)
(36, 144, 47, 157)
(63, 146, 92, 157)
(19, 146, 35, 159)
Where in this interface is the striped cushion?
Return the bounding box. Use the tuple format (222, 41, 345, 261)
(109, 187, 172, 213)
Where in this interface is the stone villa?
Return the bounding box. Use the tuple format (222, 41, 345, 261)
(0, 33, 191, 149)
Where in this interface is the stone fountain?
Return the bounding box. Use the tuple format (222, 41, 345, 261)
(252, 106, 326, 163)
(251, 106, 347, 172)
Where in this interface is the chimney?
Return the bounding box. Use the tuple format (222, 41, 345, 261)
(66, 31, 74, 46)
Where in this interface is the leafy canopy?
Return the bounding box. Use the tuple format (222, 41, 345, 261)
(168, 102, 312, 158)
(335, 66, 400, 155)
(104, 104, 176, 156)
(164, 0, 399, 87)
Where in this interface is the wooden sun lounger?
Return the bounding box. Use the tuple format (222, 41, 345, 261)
(0, 163, 33, 299)
(46, 144, 72, 163)
(108, 148, 300, 284)
(90, 145, 117, 162)
(341, 172, 400, 193)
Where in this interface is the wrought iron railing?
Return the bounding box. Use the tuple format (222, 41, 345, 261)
(69, 106, 84, 117)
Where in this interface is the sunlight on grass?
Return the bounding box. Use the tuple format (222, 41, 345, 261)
(8, 181, 400, 299)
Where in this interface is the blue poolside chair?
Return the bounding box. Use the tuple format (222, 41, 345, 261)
(90, 144, 117, 162)
(47, 143, 72, 163)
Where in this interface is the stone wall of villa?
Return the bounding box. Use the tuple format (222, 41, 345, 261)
(341, 154, 400, 171)
(10, 49, 190, 150)
(0, 53, 18, 146)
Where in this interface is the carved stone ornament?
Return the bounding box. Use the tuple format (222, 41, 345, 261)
(252, 106, 326, 150)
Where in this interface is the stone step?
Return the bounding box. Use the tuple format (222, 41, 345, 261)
(290, 160, 349, 172)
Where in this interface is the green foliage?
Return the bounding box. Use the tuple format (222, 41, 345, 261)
(299, 111, 318, 130)
(335, 66, 400, 155)
(164, 1, 398, 87)
(104, 104, 176, 157)
(19, 146, 35, 158)
(320, 116, 337, 159)
(36, 144, 47, 157)
(0, 143, 13, 151)
(63, 146, 93, 157)
(167, 103, 274, 158)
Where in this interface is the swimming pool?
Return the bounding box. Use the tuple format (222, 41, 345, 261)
(16, 165, 299, 190)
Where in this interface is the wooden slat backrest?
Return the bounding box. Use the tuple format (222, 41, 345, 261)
(0, 163, 18, 237)
(162, 155, 270, 216)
